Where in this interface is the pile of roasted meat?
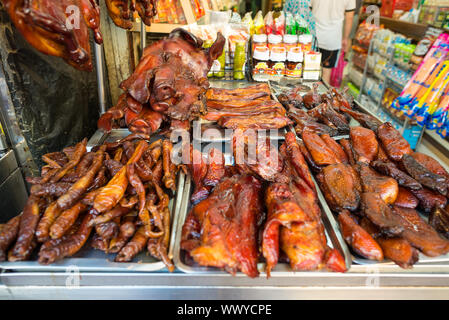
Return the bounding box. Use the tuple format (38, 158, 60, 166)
(2, 0, 158, 70)
(278, 84, 353, 137)
(299, 106, 449, 268)
(0, 134, 179, 270)
(98, 29, 226, 136)
(202, 83, 293, 130)
(105, 0, 157, 29)
(181, 132, 347, 277)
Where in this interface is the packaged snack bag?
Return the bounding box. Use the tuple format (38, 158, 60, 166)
(254, 11, 265, 34)
(242, 12, 254, 35)
(264, 11, 274, 35)
(274, 11, 285, 35)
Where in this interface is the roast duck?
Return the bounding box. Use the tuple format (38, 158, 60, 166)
(279, 85, 354, 137)
(2, 0, 159, 71)
(0, 133, 181, 270)
(1, 0, 102, 71)
(98, 28, 226, 135)
(299, 101, 449, 268)
(181, 132, 347, 277)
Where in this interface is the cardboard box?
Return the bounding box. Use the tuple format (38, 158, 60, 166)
(304, 52, 322, 71)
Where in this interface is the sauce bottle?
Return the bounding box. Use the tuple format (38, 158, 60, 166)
(268, 34, 283, 52)
(285, 47, 303, 79)
(283, 34, 298, 53)
(252, 34, 267, 54)
(269, 46, 286, 81)
(252, 46, 270, 82)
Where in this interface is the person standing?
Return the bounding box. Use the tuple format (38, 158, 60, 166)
(311, 0, 356, 85)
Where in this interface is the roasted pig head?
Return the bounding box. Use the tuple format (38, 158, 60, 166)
(99, 29, 226, 133)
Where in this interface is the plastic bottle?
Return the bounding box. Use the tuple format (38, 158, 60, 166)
(233, 41, 246, 80)
(285, 47, 303, 78)
(252, 46, 270, 81)
(269, 46, 286, 81)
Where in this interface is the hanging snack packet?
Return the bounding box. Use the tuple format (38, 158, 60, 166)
(274, 11, 285, 35)
(254, 11, 265, 34)
(295, 14, 310, 35)
(285, 12, 296, 35)
(233, 40, 246, 80)
(242, 12, 254, 35)
(264, 11, 274, 35)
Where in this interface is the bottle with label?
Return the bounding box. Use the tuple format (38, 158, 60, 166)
(213, 46, 226, 78)
(252, 46, 270, 82)
(285, 47, 303, 79)
(269, 46, 286, 81)
(283, 34, 298, 54)
(252, 34, 267, 54)
(234, 41, 246, 80)
(298, 34, 313, 53)
(267, 34, 283, 52)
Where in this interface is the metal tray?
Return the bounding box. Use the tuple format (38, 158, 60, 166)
(0, 129, 186, 272)
(293, 99, 449, 267)
(172, 151, 352, 276)
(193, 80, 290, 144)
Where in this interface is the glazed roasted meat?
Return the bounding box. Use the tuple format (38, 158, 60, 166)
(350, 127, 378, 164)
(105, 0, 157, 29)
(98, 29, 226, 134)
(360, 193, 403, 236)
(371, 160, 422, 190)
(3, 0, 102, 71)
(429, 207, 449, 240)
(340, 107, 382, 132)
(394, 187, 419, 209)
(233, 133, 283, 182)
(203, 101, 285, 121)
(401, 154, 448, 196)
(317, 164, 361, 212)
(360, 217, 419, 268)
(392, 206, 449, 257)
(181, 175, 263, 278)
(338, 210, 383, 261)
(5, 136, 179, 268)
(357, 163, 398, 205)
(410, 187, 447, 213)
(218, 113, 293, 130)
(302, 130, 341, 166)
(308, 103, 349, 134)
(302, 83, 322, 109)
(203, 84, 292, 130)
(377, 122, 413, 162)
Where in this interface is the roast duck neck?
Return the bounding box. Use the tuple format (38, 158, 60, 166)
(98, 28, 226, 134)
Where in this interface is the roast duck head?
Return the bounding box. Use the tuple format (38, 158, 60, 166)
(98, 28, 226, 134)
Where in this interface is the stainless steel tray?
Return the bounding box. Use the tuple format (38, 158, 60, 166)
(293, 99, 449, 267)
(0, 130, 186, 272)
(173, 152, 352, 276)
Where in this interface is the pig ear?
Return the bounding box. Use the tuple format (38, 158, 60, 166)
(169, 28, 203, 48)
(208, 32, 225, 63)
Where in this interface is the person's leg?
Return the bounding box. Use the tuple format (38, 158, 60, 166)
(322, 67, 332, 84)
(318, 48, 340, 86)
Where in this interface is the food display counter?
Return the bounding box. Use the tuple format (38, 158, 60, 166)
(1, 6, 449, 298)
(2, 79, 449, 300)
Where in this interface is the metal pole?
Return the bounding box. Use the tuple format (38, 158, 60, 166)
(94, 43, 106, 115)
(140, 21, 147, 57)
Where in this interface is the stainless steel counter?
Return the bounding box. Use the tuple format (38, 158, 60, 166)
(2, 84, 449, 300)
